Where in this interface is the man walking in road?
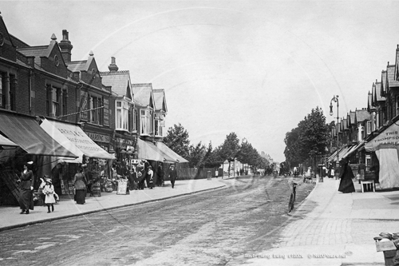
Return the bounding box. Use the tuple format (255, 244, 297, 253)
(168, 165, 178, 188)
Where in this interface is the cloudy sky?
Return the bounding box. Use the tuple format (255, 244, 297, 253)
(2, 0, 399, 162)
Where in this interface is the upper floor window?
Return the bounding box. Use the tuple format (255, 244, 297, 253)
(116, 100, 129, 131)
(366, 121, 371, 135)
(46, 85, 61, 117)
(0, 73, 17, 111)
(62, 89, 68, 119)
(154, 116, 165, 137)
(140, 109, 152, 135)
(89, 95, 103, 125)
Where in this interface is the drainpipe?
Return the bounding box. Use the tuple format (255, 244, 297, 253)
(28, 69, 33, 114)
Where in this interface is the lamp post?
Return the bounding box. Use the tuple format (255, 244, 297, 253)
(329, 95, 339, 173)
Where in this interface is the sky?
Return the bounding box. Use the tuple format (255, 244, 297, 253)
(2, 0, 399, 163)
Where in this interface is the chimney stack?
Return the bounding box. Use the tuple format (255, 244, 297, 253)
(59, 29, 73, 63)
(108, 56, 119, 72)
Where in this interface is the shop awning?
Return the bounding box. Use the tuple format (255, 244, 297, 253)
(40, 119, 115, 161)
(156, 142, 188, 163)
(0, 134, 18, 147)
(342, 141, 365, 159)
(365, 122, 399, 151)
(329, 145, 351, 162)
(0, 113, 77, 157)
(137, 138, 175, 162)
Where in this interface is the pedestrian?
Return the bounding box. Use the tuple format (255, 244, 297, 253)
(147, 166, 154, 189)
(338, 158, 355, 193)
(137, 160, 146, 190)
(42, 177, 57, 213)
(18, 162, 35, 214)
(168, 164, 178, 188)
(157, 163, 164, 187)
(73, 167, 87, 204)
(130, 165, 138, 190)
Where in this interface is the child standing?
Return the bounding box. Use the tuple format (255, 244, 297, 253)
(42, 178, 57, 213)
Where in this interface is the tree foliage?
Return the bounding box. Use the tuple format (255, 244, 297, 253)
(163, 123, 190, 159)
(284, 107, 331, 167)
(164, 124, 273, 172)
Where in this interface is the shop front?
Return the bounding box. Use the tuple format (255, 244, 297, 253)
(40, 119, 115, 196)
(365, 121, 399, 189)
(0, 113, 78, 206)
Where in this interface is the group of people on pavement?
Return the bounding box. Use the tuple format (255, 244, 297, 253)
(17, 162, 58, 214)
(16, 159, 179, 213)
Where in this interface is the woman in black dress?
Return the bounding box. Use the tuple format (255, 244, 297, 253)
(338, 159, 355, 193)
(18, 163, 35, 214)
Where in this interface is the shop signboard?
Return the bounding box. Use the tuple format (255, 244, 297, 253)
(117, 180, 128, 195)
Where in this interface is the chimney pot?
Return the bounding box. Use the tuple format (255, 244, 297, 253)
(62, 30, 69, 41)
(108, 57, 119, 72)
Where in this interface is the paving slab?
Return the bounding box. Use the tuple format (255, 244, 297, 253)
(244, 178, 399, 266)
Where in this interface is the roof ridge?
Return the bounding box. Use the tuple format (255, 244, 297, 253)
(18, 45, 48, 50)
(100, 70, 130, 75)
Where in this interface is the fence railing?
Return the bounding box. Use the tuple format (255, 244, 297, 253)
(170, 167, 221, 180)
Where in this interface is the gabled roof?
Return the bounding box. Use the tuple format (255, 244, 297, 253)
(18, 45, 49, 66)
(367, 91, 374, 112)
(348, 111, 356, 126)
(372, 81, 386, 104)
(100, 70, 132, 99)
(381, 70, 387, 95)
(387, 65, 399, 88)
(342, 118, 348, 130)
(153, 89, 167, 112)
(132, 83, 154, 107)
(355, 109, 370, 123)
(375, 82, 385, 102)
(68, 55, 96, 73)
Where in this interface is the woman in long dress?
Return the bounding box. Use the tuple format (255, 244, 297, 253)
(73, 167, 87, 204)
(338, 159, 355, 193)
(18, 163, 35, 214)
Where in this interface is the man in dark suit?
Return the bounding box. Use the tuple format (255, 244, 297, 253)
(168, 165, 178, 188)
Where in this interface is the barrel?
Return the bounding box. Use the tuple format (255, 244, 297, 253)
(91, 181, 101, 197)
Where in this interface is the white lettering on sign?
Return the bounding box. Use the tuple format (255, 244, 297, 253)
(86, 132, 110, 143)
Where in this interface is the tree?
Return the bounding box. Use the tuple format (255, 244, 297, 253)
(187, 141, 206, 168)
(163, 123, 190, 159)
(218, 132, 240, 161)
(284, 107, 331, 168)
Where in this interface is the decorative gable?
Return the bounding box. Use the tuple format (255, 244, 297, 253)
(84, 55, 102, 89)
(46, 42, 69, 78)
(0, 15, 16, 61)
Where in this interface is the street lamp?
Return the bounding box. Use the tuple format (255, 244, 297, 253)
(329, 95, 339, 170)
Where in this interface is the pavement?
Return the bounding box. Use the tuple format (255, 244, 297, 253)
(1, 176, 398, 266)
(0, 178, 227, 232)
(244, 177, 399, 266)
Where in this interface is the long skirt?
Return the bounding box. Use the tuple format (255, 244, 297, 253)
(19, 189, 34, 210)
(75, 189, 86, 204)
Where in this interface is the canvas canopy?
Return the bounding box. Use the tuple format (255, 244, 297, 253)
(136, 138, 175, 162)
(0, 134, 18, 147)
(0, 113, 77, 157)
(155, 142, 188, 163)
(365, 122, 399, 189)
(40, 119, 115, 162)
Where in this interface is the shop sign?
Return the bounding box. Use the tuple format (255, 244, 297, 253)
(115, 137, 136, 148)
(87, 132, 111, 143)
